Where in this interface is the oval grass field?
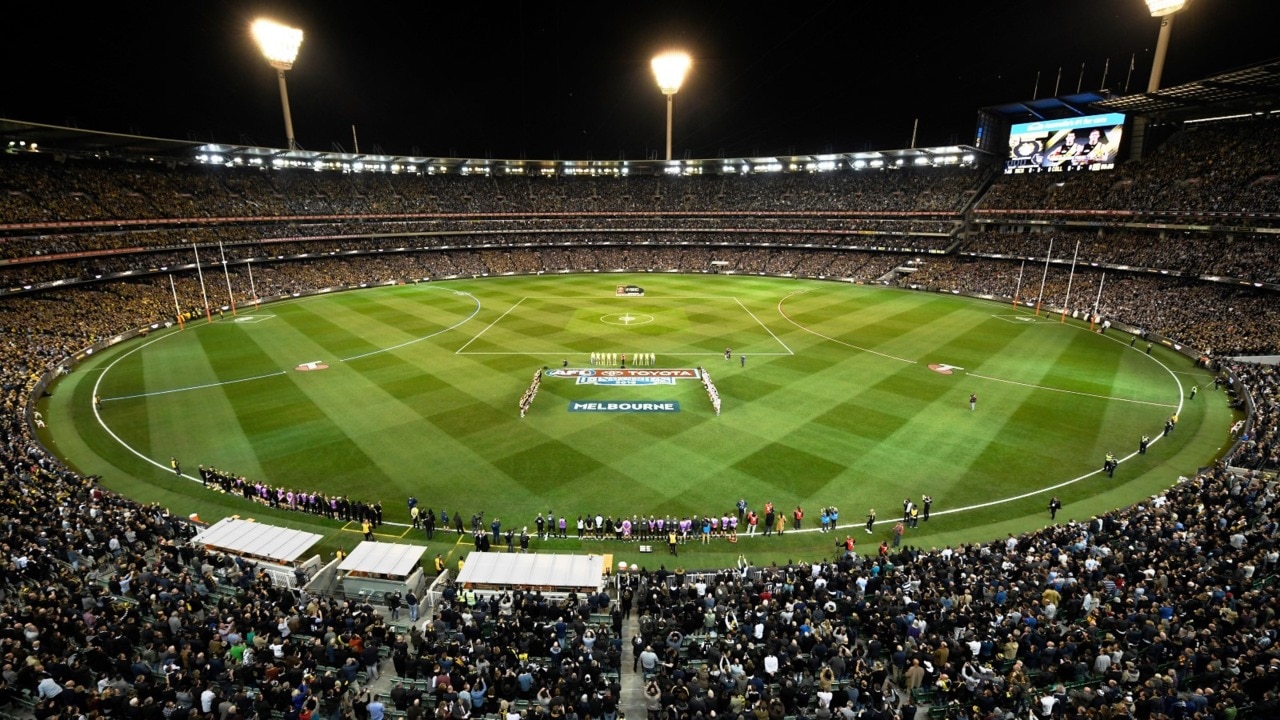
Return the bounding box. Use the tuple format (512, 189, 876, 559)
(43, 273, 1233, 565)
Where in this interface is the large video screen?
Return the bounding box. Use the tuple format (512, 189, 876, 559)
(1005, 112, 1125, 174)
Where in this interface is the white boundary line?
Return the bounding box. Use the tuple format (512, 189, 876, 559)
(92, 330, 206, 482)
(754, 286, 1193, 533)
(91, 282, 478, 480)
(83, 280, 1201, 525)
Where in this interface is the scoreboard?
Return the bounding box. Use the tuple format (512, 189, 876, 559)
(1005, 112, 1126, 174)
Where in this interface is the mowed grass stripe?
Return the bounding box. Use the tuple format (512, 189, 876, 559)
(327, 288, 477, 347)
(1034, 330, 1148, 398)
(50, 276, 1212, 539)
(194, 322, 346, 479)
(461, 296, 785, 357)
(944, 328, 1144, 510)
(192, 314, 429, 489)
(268, 303, 391, 361)
(145, 326, 282, 460)
(860, 318, 1064, 508)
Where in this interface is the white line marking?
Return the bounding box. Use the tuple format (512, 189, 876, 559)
(458, 352, 796, 356)
(106, 371, 288, 401)
(454, 297, 527, 354)
(966, 372, 1179, 408)
(92, 330, 206, 483)
(776, 291, 917, 364)
(735, 297, 794, 355)
(342, 290, 483, 361)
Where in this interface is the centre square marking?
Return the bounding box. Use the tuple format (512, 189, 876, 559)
(600, 312, 655, 326)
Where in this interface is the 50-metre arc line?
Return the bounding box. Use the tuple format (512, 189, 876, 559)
(92, 286, 483, 480)
(771, 287, 1190, 532)
(777, 291, 917, 364)
(342, 290, 483, 361)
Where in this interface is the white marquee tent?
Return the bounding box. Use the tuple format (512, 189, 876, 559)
(336, 541, 429, 600)
(338, 542, 429, 578)
(454, 552, 606, 594)
(192, 517, 322, 563)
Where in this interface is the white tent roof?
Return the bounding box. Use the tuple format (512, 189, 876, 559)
(454, 552, 606, 591)
(338, 542, 428, 578)
(192, 518, 322, 564)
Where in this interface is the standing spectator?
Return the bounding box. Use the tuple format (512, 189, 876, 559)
(405, 590, 419, 623)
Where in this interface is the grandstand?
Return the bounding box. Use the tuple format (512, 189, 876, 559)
(1, 59, 1279, 720)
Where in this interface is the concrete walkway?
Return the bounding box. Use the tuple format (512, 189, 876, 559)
(617, 607, 645, 720)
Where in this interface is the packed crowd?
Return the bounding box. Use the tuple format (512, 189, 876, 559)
(959, 231, 1280, 287)
(0, 156, 985, 227)
(900, 258, 1280, 355)
(1, 116, 1280, 720)
(618, 460, 1280, 720)
(1221, 362, 1279, 471)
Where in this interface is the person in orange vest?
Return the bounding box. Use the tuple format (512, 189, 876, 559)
(792, 506, 804, 531)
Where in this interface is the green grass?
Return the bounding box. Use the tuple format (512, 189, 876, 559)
(40, 274, 1236, 569)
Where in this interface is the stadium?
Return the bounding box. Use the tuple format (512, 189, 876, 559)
(3, 8, 1280, 720)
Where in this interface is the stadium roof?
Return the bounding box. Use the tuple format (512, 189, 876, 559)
(1094, 57, 1280, 123)
(980, 92, 1114, 123)
(1, 118, 987, 175)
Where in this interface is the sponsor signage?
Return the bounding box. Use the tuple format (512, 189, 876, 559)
(545, 368, 701, 379)
(569, 401, 681, 413)
(616, 285, 645, 296)
(578, 377, 676, 386)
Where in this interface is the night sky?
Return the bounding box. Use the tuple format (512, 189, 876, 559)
(3, 1, 1273, 159)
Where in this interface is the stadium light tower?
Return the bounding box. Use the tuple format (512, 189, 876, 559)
(651, 52, 692, 161)
(1145, 0, 1188, 92)
(252, 19, 304, 151)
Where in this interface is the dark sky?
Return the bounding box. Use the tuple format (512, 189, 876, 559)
(3, 1, 1273, 159)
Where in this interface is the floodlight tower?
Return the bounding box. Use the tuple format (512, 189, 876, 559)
(651, 52, 692, 161)
(1145, 0, 1188, 92)
(252, 19, 304, 150)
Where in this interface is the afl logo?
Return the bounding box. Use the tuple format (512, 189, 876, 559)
(296, 361, 329, 372)
(928, 363, 964, 375)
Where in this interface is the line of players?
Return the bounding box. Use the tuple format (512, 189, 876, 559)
(589, 352, 656, 367)
(568, 513, 742, 542)
(700, 367, 721, 415)
(518, 367, 542, 417)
